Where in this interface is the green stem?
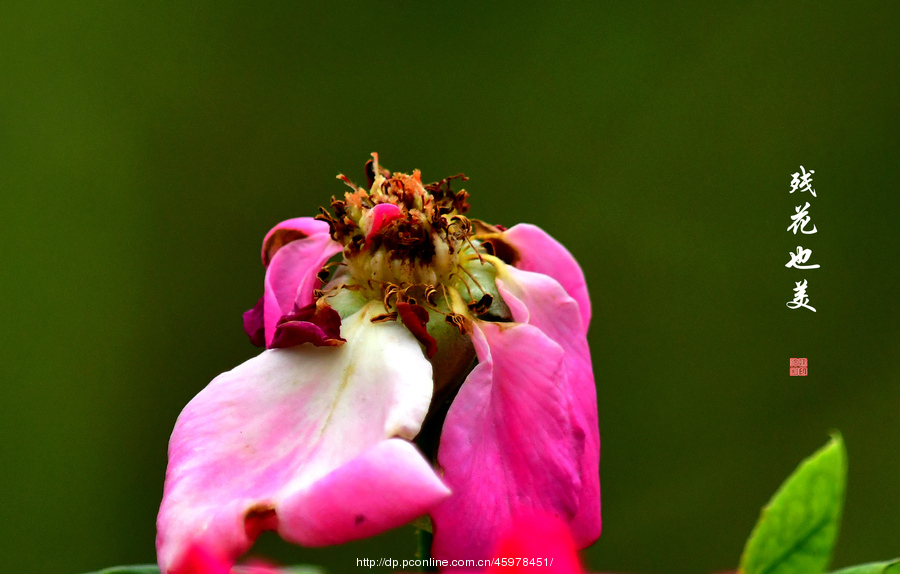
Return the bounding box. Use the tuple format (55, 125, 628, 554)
(416, 528, 438, 572)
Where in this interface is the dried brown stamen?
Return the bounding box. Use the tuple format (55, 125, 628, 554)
(445, 313, 473, 335)
(468, 293, 494, 316)
(371, 312, 398, 323)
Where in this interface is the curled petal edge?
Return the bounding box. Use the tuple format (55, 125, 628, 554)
(496, 223, 592, 332)
(271, 303, 346, 348)
(261, 219, 342, 347)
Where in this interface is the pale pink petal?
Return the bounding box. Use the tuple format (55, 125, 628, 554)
(431, 322, 582, 564)
(495, 266, 601, 547)
(262, 219, 342, 347)
(157, 303, 448, 573)
(502, 224, 591, 331)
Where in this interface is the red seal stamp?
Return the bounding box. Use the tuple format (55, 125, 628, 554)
(790, 358, 808, 375)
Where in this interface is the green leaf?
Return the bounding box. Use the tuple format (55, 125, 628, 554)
(81, 567, 159, 574)
(81, 565, 325, 574)
(234, 567, 325, 574)
(739, 433, 848, 574)
(830, 559, 900, 574)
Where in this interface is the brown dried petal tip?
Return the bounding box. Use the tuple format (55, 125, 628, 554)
(262, 228, 309, 267)
(481, 237, 519, 265)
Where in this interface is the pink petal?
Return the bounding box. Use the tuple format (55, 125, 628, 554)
(495, 266, 601, 547)
(278, 439, 447, 546)
(157, 304, 449, 573)
(262, 219, 342, 347)
(502, 224, 591, 332)
(170, 543, 231, 574)
(431, 322, 583, 564)
(170, 543, 283, 574)
(364, 203, 403, 245)
(243, 296, 266, 347)
(482, 513, 585, 574)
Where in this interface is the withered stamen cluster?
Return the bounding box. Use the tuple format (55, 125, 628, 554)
(309, 157, 515, 344)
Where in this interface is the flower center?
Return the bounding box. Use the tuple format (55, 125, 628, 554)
(316, 154, 479, 308)
(313, 155, 512, 401)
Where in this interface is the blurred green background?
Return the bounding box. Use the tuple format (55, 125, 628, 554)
(1, 1, 898, 573)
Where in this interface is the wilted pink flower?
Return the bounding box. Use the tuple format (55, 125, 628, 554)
(157, 155, 600, 572)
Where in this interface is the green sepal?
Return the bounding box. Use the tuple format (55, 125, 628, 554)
(325, 283, 368, 319)
(425, 299, 476, 394)
(830, 559, 900, 574)
(456, 255, 511, 321)
(411, 514, 434, 534)
(739, 433, 847, 574)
